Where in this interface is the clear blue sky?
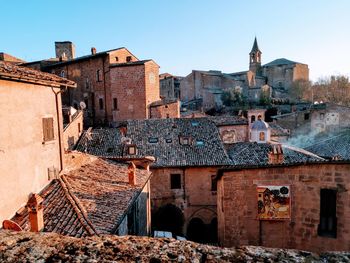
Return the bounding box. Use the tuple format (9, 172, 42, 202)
(1, 0, 349, 81)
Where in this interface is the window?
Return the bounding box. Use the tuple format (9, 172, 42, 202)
(318, 189, 337, 238)
(191, 121, 199, 127)
(42, 117, 54, 142)
(211, 175, 217, 191)
(259, 131, 265, 141)
(126, 56, 132, 62)
(96, 69, 102, 82)
(180, 136, 190, 145)
(320, 113, 325, 120)
(251, 115, 256, 123)
(113, 98, 118, 110)
(148, 137, 158, 143)
(304, 113, 310, 120)
(60, 70, 65, 78)
(170, 174, 181, 189)
(196, 140, 204, 146)
(115, 56, 119, 62)
(165, 138, 172, 143)
(127, 145, 137, 155)
(85, 78, 89, 90)
(99, 98, 104, 110)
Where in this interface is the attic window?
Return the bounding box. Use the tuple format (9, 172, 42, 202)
(259, 132, 265, 141)
(148, 137, 158, 143)
(126, 56, 132, 62)
(165, 138, 172, 143)
(180, 136, 190, 145)
(196, 140, 204, 146)
(191, 121, 199, 127)
(127, 145, 137, 155)
(115, 56, 119, 62)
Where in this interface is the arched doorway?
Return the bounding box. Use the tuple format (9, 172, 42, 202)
(208, 217, 218, 243)
(152, 204, 184, 236)
(187, 218, 206, 242)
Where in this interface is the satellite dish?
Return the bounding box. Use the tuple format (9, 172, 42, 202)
(80, 101, 86, 110)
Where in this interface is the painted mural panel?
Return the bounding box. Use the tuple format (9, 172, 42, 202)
(257, 185, 290, 220)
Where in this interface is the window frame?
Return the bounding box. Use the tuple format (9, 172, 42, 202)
(170, 174, 181, 189)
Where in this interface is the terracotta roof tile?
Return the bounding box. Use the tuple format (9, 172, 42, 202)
(11, 154, 151, 237)
(0, 61, 76, 87)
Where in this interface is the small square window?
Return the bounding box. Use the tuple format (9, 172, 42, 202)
(170, 174, 181, 189)
(126, 56, 132, 62)
(148, 137, 158, 143)
(127, 145, 137, 155)
(196, 140, 204, 146)
(304, 113, 310, 120)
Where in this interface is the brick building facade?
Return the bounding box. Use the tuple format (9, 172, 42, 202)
(23, 42, 162, 126)
(217, 162, 350, 252)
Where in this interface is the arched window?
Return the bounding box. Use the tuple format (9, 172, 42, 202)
(251, 115, 256, 123)
(259, 132, 265, 141)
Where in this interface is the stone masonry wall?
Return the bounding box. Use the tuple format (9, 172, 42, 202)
(217, 163, 350, 252)
(150, 101, 180, 119)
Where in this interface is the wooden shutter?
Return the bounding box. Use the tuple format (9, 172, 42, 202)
(42, 118, 54, 142)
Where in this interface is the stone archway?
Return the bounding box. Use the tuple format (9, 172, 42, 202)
(152, 204, 184, 236)
(187, 217, 206, 242)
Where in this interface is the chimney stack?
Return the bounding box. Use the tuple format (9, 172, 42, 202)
(128, 162, 136, 186)
(27, 193, 44, 232)
(268, 144, 284, 165)
(91, 47, 97, 55)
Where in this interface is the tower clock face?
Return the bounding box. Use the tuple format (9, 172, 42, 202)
(149, 73, 155, 84)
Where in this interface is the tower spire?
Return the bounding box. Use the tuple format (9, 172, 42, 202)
(249, 37, 262, 75)
(251, 37, 261, 53)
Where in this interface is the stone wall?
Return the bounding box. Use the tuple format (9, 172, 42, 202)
(217, 163, 350, 252)
(150, 101, 180, 119)
(0, 80, 63, 224)
(63, 111, 83, 152)
(151, 167, 218, 235)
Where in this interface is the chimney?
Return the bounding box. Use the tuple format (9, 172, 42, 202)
(27, 193, 44, 232)
(91, 47, 97, 55)
(128, 162, 136, 186)
(268, 144, 284, 165)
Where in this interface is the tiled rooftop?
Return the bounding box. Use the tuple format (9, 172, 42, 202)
(225, 142, 323, 168)
(12, 153, 151, 237)
(207, 116, 248, 126)
(0, 61, 76, 87)
(305, 129, 350, 160)
(76, 118, 232, 168)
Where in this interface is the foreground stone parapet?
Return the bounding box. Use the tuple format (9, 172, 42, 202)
(0, 230, 349, 262)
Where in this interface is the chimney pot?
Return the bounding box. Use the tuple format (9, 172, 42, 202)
(27, 193, 44, 232)
(91, 47, 97, 55)
(128, 162, 136, 186)
(268, 144, 284, 165)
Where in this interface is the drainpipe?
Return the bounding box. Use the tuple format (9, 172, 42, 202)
(51, 87, 65, 172)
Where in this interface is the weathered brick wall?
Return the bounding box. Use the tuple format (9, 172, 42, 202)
(109, 64, 147, 121)
(151, 167, 218, 234)
(108, 49, 138, 64)
(217, 163, 350, 252)
(51, 56, 108, 126)
(150, 101, 180, 119)
(144, 61, 160, 118)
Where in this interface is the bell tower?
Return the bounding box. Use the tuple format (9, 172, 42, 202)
(249, 37, 262, 75)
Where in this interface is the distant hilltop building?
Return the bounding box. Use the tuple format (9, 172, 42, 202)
(180, 37, 309, 111)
